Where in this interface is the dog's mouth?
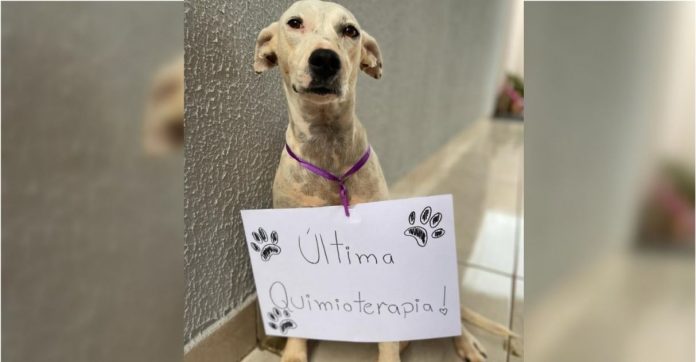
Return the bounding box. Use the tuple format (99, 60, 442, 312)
(292, 84, 340, 97)
(307, 86, 337, 95)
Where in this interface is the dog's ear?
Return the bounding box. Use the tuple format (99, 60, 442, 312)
(360, 31, 383, 79)
(143, 56, 184, 155)
(254, 22, 279, 74)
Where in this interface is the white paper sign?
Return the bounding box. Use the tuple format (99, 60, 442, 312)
(240, 195, 461, 342)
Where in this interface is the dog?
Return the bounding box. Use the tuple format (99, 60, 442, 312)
(254, 1, 520, 361)
(254, 1, 395, 360)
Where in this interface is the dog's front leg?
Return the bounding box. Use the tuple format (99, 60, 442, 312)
(281, 337, 307, 362)
(453, 326, 487, 362)
(377, 341, 400, 362)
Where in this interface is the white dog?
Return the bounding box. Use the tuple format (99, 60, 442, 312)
(254, 1, 519, 361)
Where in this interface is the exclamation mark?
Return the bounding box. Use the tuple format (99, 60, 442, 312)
(439, 285, 448, 316)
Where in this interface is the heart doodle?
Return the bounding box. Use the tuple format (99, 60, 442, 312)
(439, 307, 448, 316)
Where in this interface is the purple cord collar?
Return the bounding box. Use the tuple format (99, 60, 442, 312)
(285, 144, 371, 217)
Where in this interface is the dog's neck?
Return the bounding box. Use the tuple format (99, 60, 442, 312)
(283, 88, 368, 173)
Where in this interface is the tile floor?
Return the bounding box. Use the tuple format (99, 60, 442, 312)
(243, 119, 524, 362)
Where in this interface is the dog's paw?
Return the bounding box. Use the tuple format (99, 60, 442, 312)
(376, 354, 401, 362)
(503, 337, 524, 357)
(403, 206, 445, 247)
(280, 354, 307, 362)
(281, 337, 307, 362)
(453, 328, 488, 362)
(376, 356, 401, 362)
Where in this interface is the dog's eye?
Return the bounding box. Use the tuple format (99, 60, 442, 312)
(287, 18, 303, 29)
(342, 25, 360, 38)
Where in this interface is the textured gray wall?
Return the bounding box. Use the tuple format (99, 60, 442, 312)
(2, 3, 183, 362)
(184, 0, 511, 342)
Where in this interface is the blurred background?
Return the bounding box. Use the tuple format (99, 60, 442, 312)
(526, 2, 694, 361)
(2, 2, 183, 362)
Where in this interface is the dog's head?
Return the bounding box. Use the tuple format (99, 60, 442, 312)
(254, 0, 382, 104)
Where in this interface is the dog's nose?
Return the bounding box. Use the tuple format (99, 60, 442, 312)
(308, 49, 341, 79)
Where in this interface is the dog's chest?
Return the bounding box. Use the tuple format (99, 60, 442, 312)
(272, 158, 387, 209)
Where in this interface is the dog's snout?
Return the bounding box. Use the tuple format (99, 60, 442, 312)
(308, 49, 341, 79)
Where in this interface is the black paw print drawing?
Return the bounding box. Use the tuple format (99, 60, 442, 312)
(267, 307, 297, 335)
(250, 227, 281, 261)
(404, 206, 445, 247)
